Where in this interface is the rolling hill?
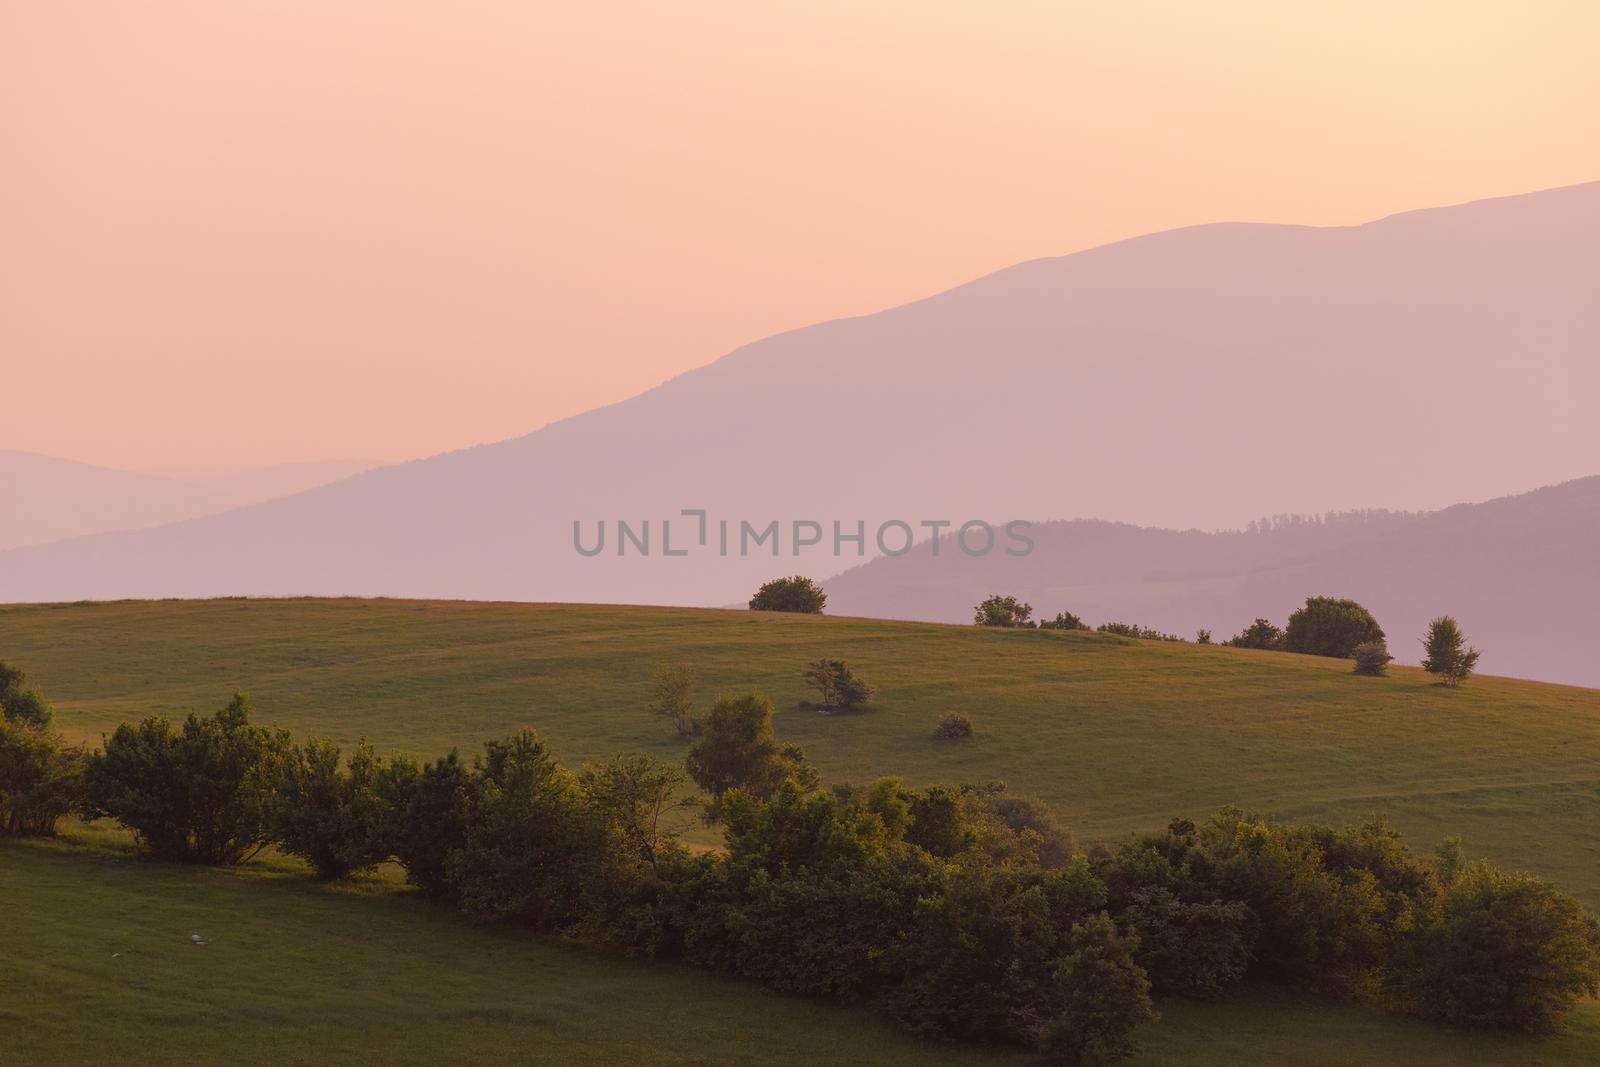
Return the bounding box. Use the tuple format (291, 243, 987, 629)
(3, 597, 1599, 1064)
(1, 181, 1597, 609)
(825, 476, 1600, 687)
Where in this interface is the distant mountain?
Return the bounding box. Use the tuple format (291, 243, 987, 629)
(0, 452, 378, 550)
(0, 181, 1596, 616)
(826, 477, 1600, 688)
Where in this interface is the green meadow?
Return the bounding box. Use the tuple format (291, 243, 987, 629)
(4, 597, 1599, 1063)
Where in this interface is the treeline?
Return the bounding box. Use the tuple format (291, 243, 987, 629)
(5, 667, 1599, 1062)
(973, 593, 1484, 686)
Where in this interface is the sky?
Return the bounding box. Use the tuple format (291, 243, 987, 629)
(5, 1, 1599, 475)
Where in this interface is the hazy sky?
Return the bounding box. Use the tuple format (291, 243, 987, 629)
(6, 1, 1598, 474)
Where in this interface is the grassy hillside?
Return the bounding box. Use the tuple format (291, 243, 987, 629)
(5, 597, 1600, 1064)
(5, 598, 1598, 899)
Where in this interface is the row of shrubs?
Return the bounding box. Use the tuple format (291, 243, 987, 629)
(974, 594, 1483, 686)
(6, 669, 1598, 1061)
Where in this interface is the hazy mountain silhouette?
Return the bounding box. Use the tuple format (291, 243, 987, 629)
(0, 182, 1596, 632)
(0, 452, 379, 550)
(826, 478, 1600, 687)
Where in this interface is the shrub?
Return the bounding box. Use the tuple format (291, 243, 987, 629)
(974, 594, 1033, 628)
(83, 692, 290, 864)
(685, 692, 816, 817)
(270, 737, 391, 879)
(933, 713, 973, 739)
(749, 575, 826, 613)
(1421, 616, 1480, 687)
(1039, 610, 1089, 631)
(647, 662, 699, 738)
(1120, 888, 1256, 997)
(1226, 618, 1283, 650)
(1283, 597, 1384, 658)
(1097, 622, 1182, 641)
(802, 658, 874, 711)
(1196, 629, 1213, 644)
(1353, 641, 1394, 676)
(0, 717, 86, 836)
(381, 750, 473, 901)
(447, 730, 593, 928)
(0, 660, 54, 729)
(1392, 863, 1600, 1031)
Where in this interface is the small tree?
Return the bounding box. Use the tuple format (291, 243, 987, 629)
(0, 660, 54, 730)
(270, 737, 391, 879)
(1195, 629, 1213, 645)
(1283, 596, 1384, 658)
(83, 691, 291, 865)
(1226, 618, 1283, 650)
(1421, 616, 1480, 687)
(802, 659, 874, 712)
(647, 662, 699, 738)
(0, 717, 86, 836)
(975, 594, 1034, 628)
(1039, 610, 1088, 631)
(749, 576, 826, 613)
(579, 753, 687, 872)
(685, 692, 816, 818)
(1353, 641, 1394, 677)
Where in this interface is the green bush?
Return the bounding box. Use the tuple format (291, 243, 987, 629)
(1392, 863, 1600, 1031)
(1353, 640, 1394, 676)
(1421, 616, 1481, 687)
(0, 717, 86, 836)
(1097, 622, 1182, 642)
(685, 692, 816, 817)
(1283, 597, 1384, 658)
(447, 730, 594, 928)
(934, 713, 974, 739)
(974, 594, 1033, 628)
(83, 692, 290, 864)
(646, 662, 699, 738)
(0, 660, 54, 729)
(381, 751, 474, 901)
(802, 658, 874, 711)
(270, 737, 391, 879)
(1039, 610, 1089, 631)
(1120, 888, 1257, 997)
(749, 575, 826, 613)
(1226, 618, 1283, 650)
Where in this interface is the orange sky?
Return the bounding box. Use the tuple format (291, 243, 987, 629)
(6, 1, 1598, 474)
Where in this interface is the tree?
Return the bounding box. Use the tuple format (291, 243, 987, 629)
(974, 594, 1033, 628)
(1283, 597, 1384, 658)
(1421, 616, 1480, 687)
(0, 660, 54, 729)
(1039, 610, 1088, 631)
(1392, 863, 1600, 1031)
(1226, 618, 1283, 650)
(447, 730, 593, 927)
(1195, 629, 1213, 645)
(0, 717, 86, 836)
(1353, 641, 1394, 677)
(749, 576, 826, 613)
(380, 750, 473, 901)
(580, 753, 687, 872)
(802, 659, 874, 712)
(83, 692, 291, 865)
(685, 692, 816, 817)
(270, 737, 391, 879)
(647, 662, 699, 738)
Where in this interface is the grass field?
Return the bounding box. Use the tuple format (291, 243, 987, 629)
(4, 597, 1600, 1063)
